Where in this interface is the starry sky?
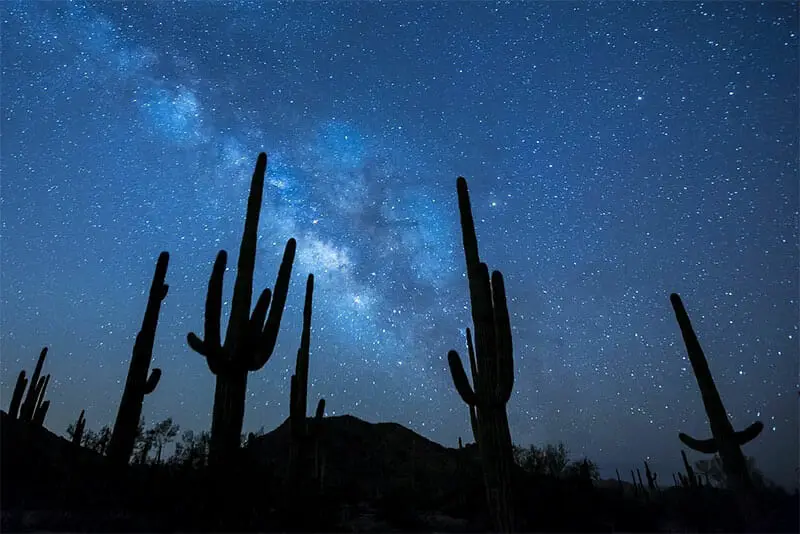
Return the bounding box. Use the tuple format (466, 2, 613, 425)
(1, 1, 797, 489)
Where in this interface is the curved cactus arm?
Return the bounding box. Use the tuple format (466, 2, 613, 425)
(315, 398, 325, 420)
(250, 238, 297, 370)
(143, 368, 161, 394)
(735, 421, 764, 445)
(188, 250, 228, 373)
(448, 350, 478, 406)
(9, 371, 27, 418)
(680, 432, 718, 453)
(247, 288, 272, 339)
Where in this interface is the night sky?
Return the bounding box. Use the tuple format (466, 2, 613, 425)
(1, 1, 797, 489)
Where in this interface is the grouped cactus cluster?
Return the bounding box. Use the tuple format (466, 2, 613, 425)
(3, 152, 775, 533)
(9, 347, 51, 426)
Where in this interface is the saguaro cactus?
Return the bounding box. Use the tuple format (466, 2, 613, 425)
(188, 152, 295, 467)
(107, 252, 169, 465)
(670, 293, 763, 491)
(447, 177, 516, 533)
(289, 274, 326, 486)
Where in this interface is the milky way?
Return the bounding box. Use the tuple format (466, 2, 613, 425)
(1, 1, 797, 488)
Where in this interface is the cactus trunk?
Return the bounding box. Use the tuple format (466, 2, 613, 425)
(108, 252, 169, 465)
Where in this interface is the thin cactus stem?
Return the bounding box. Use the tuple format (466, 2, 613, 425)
(187, 153, 296, 467)
(108, 252, 169, 466)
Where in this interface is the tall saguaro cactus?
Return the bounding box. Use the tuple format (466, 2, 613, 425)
(108, 252, 169, 465)
(447, 176, 516, 533)
(188, 152, 296, 467)
(670, 293, 763, 491)
(289, 274, 326, 486)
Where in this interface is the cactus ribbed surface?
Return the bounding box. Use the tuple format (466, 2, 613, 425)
(670, 293, 763, 491)
(447, 176, 516, 533)
(188, 152, 296, 467)
(107, 252, 169, 465)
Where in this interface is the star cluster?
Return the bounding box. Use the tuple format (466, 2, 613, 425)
(1, 1, 797, 488)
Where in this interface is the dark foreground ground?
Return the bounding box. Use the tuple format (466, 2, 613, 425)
(1, 410, 797, 532)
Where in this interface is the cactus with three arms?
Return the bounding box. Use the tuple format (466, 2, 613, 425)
(670, 293, 763, 491)
(10, 347, 51, 426)
(447, 176, 516, 533)
(188, 152, 296, 467)
(107, 252, 169, 465)
(289, 274, 326, 487)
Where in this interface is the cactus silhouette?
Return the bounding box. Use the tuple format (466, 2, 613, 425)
(14, 347, 51, 426)
(8, 370, 27, 418)
(670, 293, 763, 491)
(289, 274, 326, 487)
(72, 409, 87, 445)
(188, 152, 295, 467)
(447, 176, 516, 533)
(108, 252, 169, 465)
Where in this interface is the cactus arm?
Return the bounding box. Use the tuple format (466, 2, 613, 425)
(143, 368, 162, 394)
(188, 250, 227, 368)
(735, 421, 764, 445)
(9, 371, 28, 418)
(315, 398, 325, 420)
(251, 239, 296, 369)
(448, 350, 478, 406)
(35, 374, 50, 412)
(491, 271, 514, 403)
(679, 432, 719, 453)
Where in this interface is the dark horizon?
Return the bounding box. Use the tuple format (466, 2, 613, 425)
(1, 1, 797, 492)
